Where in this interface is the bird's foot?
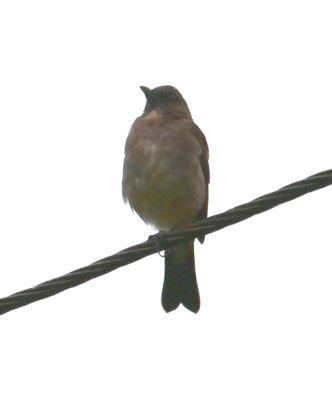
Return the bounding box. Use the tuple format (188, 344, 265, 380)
(148, 232, 166, 258)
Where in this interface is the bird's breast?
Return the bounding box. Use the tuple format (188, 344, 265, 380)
(122, 121, 206, 230)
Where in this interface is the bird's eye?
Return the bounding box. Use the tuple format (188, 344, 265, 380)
(165, 92, 178, 101)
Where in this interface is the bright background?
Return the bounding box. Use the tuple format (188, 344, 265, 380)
(0, 1, 331, 399)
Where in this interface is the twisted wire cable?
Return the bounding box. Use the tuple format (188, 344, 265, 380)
(0, 169, 331, 316)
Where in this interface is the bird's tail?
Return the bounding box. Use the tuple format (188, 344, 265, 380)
(161, 241, 200, 313)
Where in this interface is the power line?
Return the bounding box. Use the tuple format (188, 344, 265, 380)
(0, 169, 331, 316)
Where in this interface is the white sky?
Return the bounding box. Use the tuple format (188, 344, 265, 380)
(0, 1, 331, 399)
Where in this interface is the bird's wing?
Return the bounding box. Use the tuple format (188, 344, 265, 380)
(191, 123, 210, 243)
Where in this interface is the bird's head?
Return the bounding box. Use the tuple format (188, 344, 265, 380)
(140, 85, 191, 118)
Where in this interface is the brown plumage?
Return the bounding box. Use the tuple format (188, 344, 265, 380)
(122, 85, 209, 312)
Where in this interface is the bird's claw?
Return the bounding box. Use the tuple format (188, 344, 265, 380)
(148, 232, 165, 257)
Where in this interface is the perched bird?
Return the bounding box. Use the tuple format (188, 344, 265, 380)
(122, 85, 209, 313)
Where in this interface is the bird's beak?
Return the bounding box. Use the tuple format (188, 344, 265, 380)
(140, 86, 153, 101)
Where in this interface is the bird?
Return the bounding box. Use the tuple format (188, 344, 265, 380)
(122, 85, 209, 313)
